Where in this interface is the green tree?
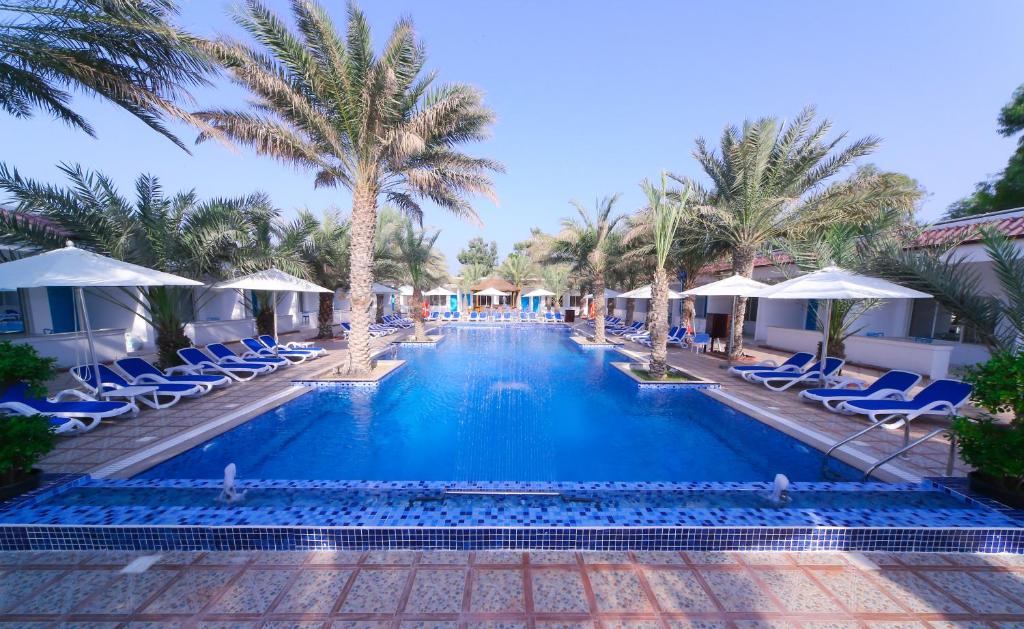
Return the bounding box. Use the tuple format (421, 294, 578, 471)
(389, 219, 445, 341)
(549, 196, 625, 342)
(627, 175, 689, 379)
(500, 253, 535, 304)
(283, 210, 350, 338)
(458, 262, 487, 310)
(457, 237, 498, 273)
(539, 264, 571, 313)
(195, 0, 501, 375)
(0, 163, 288, 367)
(947, 84, 1024, 219)
(675, 108, 921, 358)
(1, 0, 216, 151)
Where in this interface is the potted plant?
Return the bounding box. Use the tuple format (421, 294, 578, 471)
(950, 350, 1024, 507)
(0, 341, 58, 499)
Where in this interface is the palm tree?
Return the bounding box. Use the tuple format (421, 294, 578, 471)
(389, 220, 445, 341)
(674, 108, 921, 358)
(0, 163, 279, 366)
(458, 263, 487, 312)
(549, 196, 625, 342)
(194, 0, 501, 375)
(1, 0, 216, 151)
(540, 264, 571, 313)
(280, 210, 350, 338)
(863, 226, 1024, 353)
(627, 175, 689, 379)
(500, 253, 535, 306)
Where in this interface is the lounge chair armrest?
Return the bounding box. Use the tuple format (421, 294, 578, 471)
(165, 365, 199, 375)
(826, 375, 865, 390)
(51, 388, 99, 402)
(760, 359, 779, 368)
(132, 374, 166, 385)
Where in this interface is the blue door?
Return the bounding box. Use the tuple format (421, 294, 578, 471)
(47, 287, 77, 333)
(804, 299, 819, 331)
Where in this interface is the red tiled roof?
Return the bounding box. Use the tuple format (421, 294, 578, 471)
(913, 210, 1024, 247)
(470, 277, 517, 292)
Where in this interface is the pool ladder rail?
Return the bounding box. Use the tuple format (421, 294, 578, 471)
(822, 413, 957, 480)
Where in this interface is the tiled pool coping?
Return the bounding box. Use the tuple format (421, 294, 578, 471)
(1, 475, 1022, 553)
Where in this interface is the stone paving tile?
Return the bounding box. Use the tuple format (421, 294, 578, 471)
(466, 622, 530, 629)
(528, 551, 579, 565)
(811, 569, 905, 613)
(473, 551, 524, 565)
(142, 568, 239, 614)
(403, 568, 466, 614)
(74, 569, 177, 614)
(632, 551, 686, 565)
(0, 569, 63, 611)
(206, 568, 293, 614)
(330, 622, 390, 629)
(8, 569, 116, 614)
(920, 570, 1024, 614)
(307, 550, 364, 565)
(531, 568, 590, 613)
(580, 551, 631, 564)
(641, 567, 717, 613)
(363, 550, 419, 565)
(880, 570, 969, 614)
(272, 567, 351, 613)
(663, 621, 729, 629)
(732, 621, 800, 629)
(698, 568, 778, 613)
(684, 551, 737, 565)
(585, 569, 653, 613)
(417, 550, 470, 565)
(600, 621, 661, 629)
(757, 568, 842, 613)
(338, 568, 410, 614)
(533, 622, 594, 629)
(469, 568, 525, 613)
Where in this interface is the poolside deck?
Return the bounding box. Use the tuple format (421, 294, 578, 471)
(604, 327, 970, 481)
(37, 331, 386, 475)
(2, 548, 1023, 626)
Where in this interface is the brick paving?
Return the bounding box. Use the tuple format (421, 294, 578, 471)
(1, 549, 1023, 626)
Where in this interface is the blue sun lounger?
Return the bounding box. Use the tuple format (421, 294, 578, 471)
(72, 364, 205, 410)
(799, 370, 922, 411)
(258, 335, 326, 356)
(728, 352, 815, 378)
(839, 379, 973, 425)
(208, 343, 289, 371)
(0, 382, 135, 434)
(177, 347, 273, 382)
(743, 358, 845, 391)
(241, 338, 312, 363)
(115, 357, 230, 392)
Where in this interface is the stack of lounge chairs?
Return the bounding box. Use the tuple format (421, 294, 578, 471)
(0, 336, 329, 436)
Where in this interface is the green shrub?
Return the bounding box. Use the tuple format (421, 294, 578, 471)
(0, 340, 56, 398)
(951, 350, 1024, 485)
(951, 416, 1024, 490)
(961, 350, 1024, 421)
(0, 415, 56, 483)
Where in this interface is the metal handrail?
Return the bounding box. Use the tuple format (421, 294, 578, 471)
(822, 415, 908, 463)
(862, 428, 956, 479)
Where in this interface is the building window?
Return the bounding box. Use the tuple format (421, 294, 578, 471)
(908, 299, 981, 344)
(0, 290, 25, 334)
(568, 295, 580, 308)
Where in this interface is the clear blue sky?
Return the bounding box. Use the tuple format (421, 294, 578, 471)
(3, 0, 1024, 273)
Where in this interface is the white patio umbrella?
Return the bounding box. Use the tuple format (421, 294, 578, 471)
(617, 285, 684, 300)
(584, 288, 622, 299)
(423, 286, 456, 296)
(683, 274, 770, 357)
(372, 283, 399, 294)
(0, 242, 203, 391)
(213, 268, 332, 342)
(475, 286, 509, 306)
(522, 288, 556, 298)
(756, 266, 932, 372)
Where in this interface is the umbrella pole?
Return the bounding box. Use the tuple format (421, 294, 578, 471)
(75, 287, 101, 395)
(726, 295, 736, 362)
(272, 290, 279, 354)
(820, 299, 833, 382)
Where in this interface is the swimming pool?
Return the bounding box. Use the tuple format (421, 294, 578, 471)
(139, 326, 857, 482)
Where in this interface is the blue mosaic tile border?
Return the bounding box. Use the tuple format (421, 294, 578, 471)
(2, 524, 1022, 553)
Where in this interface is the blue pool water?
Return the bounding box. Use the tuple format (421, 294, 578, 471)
(139, 326, 858, 482)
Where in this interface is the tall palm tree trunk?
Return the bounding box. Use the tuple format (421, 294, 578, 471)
(317, 292, 334, 338)
(346, 185, 378, 375)
(593, 275, 607, 343)
(625, 298, 635, 324)
(730, 247, 756, 359)
(412, 286, 426, 342)
(649, 267, 670, 379)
